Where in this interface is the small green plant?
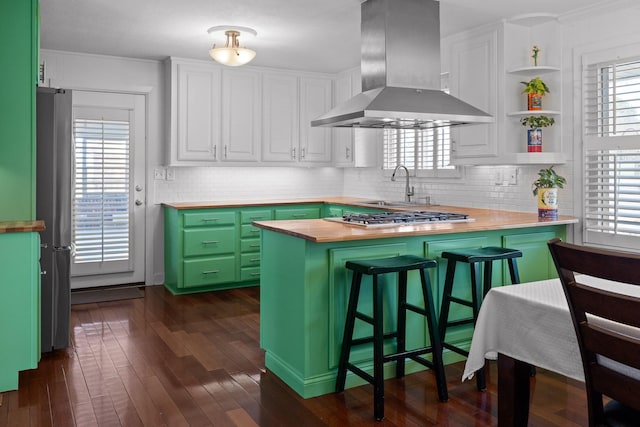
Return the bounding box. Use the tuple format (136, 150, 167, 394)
(521, 77, 550, 96)
(532, 165, 566, 196)
(520, 115, 555, 129)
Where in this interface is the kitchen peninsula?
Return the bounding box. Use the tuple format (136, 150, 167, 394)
(252, 202, 577, 399)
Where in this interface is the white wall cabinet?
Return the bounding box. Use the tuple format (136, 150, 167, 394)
(332, 68, 379, 168)
(168, 57, 335, 167)
(221, 69, 261, 162)
(446, 26, 501, 163)
(444, 17, 565, 165)
(169, 61, 221, 164)
(299, 77, 332, 163)
(262, 72, 299, 162)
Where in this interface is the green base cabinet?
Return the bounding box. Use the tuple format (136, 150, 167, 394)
(0, 232, 41, 392)
(259, 224, 567, 398)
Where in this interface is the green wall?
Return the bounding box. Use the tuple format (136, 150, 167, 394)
(0, 0, 37, 221)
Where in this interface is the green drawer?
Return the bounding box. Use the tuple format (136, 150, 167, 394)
(184, 227, 236, 257)
(241, 238, 261, 253)
(183, 256, 236, 288)
(241, 224, 262, 238)
(274, 206, 321, 220)
(240, 266, 261, 282)
(241, 253, 261, 267)
(241, 209, 272, 224)
(183, 211, 236, 227)
(325, 206, 343, 218)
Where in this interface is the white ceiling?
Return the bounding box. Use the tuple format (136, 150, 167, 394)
(41, 0, 614, 74)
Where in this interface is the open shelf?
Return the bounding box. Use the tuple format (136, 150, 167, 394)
(507, 110, 561, 117)
(507, 66, 560, 75)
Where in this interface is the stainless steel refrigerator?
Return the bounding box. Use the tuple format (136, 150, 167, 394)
(36, 87, 72, 352)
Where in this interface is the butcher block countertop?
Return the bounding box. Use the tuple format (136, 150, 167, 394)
(162, 196, 370, 210)
(253, 205, 578, 243)
(0, 220, 45, 234)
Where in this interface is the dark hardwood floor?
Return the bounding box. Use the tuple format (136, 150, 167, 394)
(0, 286, 589, 426)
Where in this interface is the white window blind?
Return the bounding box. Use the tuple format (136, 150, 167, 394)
(583, 55, 640, 250)
(73, 118, 131, 263)
(383, 127, 455, 174)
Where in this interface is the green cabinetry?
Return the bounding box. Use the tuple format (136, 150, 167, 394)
(0, 232, 41, 391)
(259, 224, 568, 398)
(0, 0, 38, 221)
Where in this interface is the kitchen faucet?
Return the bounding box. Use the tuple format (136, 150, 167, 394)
(391, 165, 414, 203)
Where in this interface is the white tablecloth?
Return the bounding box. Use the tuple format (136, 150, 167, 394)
(462, 276, 640, 382)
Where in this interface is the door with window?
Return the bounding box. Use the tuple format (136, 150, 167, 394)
(70, 91, 146, 289)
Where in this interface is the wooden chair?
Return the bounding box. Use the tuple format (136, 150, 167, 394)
(548, 238, 640, 426)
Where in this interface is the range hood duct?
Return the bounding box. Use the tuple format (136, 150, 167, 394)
(311, 0, 493, 129)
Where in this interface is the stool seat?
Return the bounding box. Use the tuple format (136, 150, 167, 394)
(346, 255, 437, 275)
(336, 254, 448, 421)
(441, 247, 522, 263)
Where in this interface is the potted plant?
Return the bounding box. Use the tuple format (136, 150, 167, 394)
(532, 165, 566, 220)
(521, 77, 550, 110)
(520, 115, 555, 152)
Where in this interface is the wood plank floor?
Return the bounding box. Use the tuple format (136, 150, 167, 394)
(0, 285, 589, 426)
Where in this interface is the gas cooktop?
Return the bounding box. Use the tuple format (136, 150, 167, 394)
(325, 211, 474, 228)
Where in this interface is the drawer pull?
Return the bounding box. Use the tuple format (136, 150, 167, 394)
(250, 229, 260, 233)
(292, 214, 307, 218)
(201, 218, 220, 222)
(250, 216, 265, 220)
(250, 272, 260, 276)
(250, 244, 260, 248)
(250, 258, 260, 262)
(202, 240, 220, 244)
(202, 270, 220, 274)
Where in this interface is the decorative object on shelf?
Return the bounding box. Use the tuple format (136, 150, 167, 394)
(520, 115, 555, 152)
(532, 165, 566, 220)
(531, 45, 540, 66)
(207, 26, 257, 67)
(521, 77, 550, 110)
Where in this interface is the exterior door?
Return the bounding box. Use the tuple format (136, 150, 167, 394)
(70, 91, 146, 289)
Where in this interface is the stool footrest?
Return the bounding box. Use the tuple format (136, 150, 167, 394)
(383, 347, 436, 365)
(350, 332, 398, 348)
(448, 296, 473, 307)
(355, 311, 374, 325)
(445, 317, 475, 328)
(404, 303, 428, 317)
(442, 342, 470, 357)
(346, 363, 374, 384)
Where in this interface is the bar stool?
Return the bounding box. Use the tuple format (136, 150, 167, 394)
(438, 247, 522, 391)
(335, 254, 448, 421)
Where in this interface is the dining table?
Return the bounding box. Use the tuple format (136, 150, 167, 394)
(462, 276, 640, 426)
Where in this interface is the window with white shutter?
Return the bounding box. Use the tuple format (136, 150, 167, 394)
(73, 118, 131, 264)
(583, 55, 640, 250)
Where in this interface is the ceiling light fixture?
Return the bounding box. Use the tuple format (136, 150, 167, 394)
(207, 26, 257, 67)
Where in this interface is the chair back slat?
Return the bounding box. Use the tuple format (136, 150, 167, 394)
(548, 238, 640, 426)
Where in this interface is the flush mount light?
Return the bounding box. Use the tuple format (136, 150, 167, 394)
(207, 25, 257, 67)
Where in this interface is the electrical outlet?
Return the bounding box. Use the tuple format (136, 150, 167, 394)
(165, 167, 175, 181)
(154, 168, 166, 180)
(507, 167, 518, 185)
(494, 170, 503, 185)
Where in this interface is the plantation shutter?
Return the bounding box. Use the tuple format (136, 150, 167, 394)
(583, 54, 640, 250)
(73, 112, 131, 266)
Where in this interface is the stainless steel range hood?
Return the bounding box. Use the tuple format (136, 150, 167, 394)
(311, 0, 493, 129)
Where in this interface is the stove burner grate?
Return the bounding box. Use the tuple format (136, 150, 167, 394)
(341, 211, 470, 225)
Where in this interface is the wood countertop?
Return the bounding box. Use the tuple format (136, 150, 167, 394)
(162, 197, 360, 210)
(253, 206, 578, 243)
(0, 220, 45, 234)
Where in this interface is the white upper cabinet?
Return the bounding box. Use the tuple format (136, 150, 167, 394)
(332, 67, 379, 168)
(262, 73, 299, 162)
(446, 26, 500, 163)
(443, 17, 565, 165)
(299, 77, 332, 163)
(221, 69, 261, 162)
(169, 60, 221, 164)
(167, 57, 334, 166)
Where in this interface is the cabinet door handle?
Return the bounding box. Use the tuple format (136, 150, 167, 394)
(346, 147, 351, 159)
(224, 145, 228, 158)
(451, 140, 457, 152)
(202, 270, 220, 274)
(201, 218, 219, 222)
(291, 147, 296, 160)
(301, 147, 306, 159)
(292, 213, 307, 218)
(213, 145, 217, 160)
(201, 240, 220, 244)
